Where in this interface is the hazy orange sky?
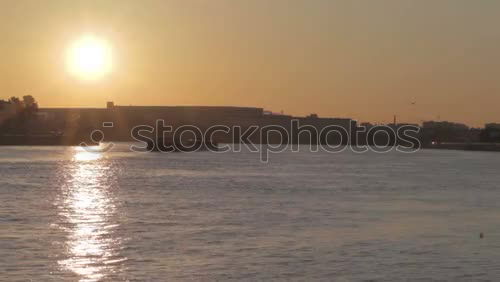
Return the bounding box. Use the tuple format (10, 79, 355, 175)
(1, 0, 499, 126)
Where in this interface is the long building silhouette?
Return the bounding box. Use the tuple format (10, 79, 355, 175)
(37, 102, 356, 144)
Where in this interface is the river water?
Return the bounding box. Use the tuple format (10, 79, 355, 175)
(1, 144, 500, 281)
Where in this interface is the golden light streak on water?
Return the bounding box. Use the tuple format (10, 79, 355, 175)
(73, 146, 105, 162)
(57, 147, 125, 282)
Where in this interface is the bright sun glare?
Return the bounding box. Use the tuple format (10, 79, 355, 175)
(66, 35, 112, 80)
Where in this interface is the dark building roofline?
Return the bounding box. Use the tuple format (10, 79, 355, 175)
(39, 104, 352, 121)
(112, 105, 263, 110)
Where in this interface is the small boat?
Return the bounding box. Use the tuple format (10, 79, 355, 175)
(146, 138, 219, 152)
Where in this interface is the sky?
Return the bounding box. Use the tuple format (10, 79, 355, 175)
(1, 0, 499, 126)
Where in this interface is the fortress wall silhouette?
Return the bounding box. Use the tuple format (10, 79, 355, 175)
(39, 104, 356, 145)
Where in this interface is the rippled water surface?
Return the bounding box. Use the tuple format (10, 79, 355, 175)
(1, 145, 500, 281)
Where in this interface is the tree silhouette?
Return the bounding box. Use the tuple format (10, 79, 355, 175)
(1, 95, 39, 134)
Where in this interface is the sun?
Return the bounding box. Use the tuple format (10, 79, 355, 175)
(66, 35, 112, 80)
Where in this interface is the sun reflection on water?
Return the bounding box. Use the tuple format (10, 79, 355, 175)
(57, 147, 125, 281)
(73, 146, 105, 162)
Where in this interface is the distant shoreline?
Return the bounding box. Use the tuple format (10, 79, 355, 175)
(1, 137, 500, 154)
(423, 143, 500, 152)
(0, 135, 96, 146)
